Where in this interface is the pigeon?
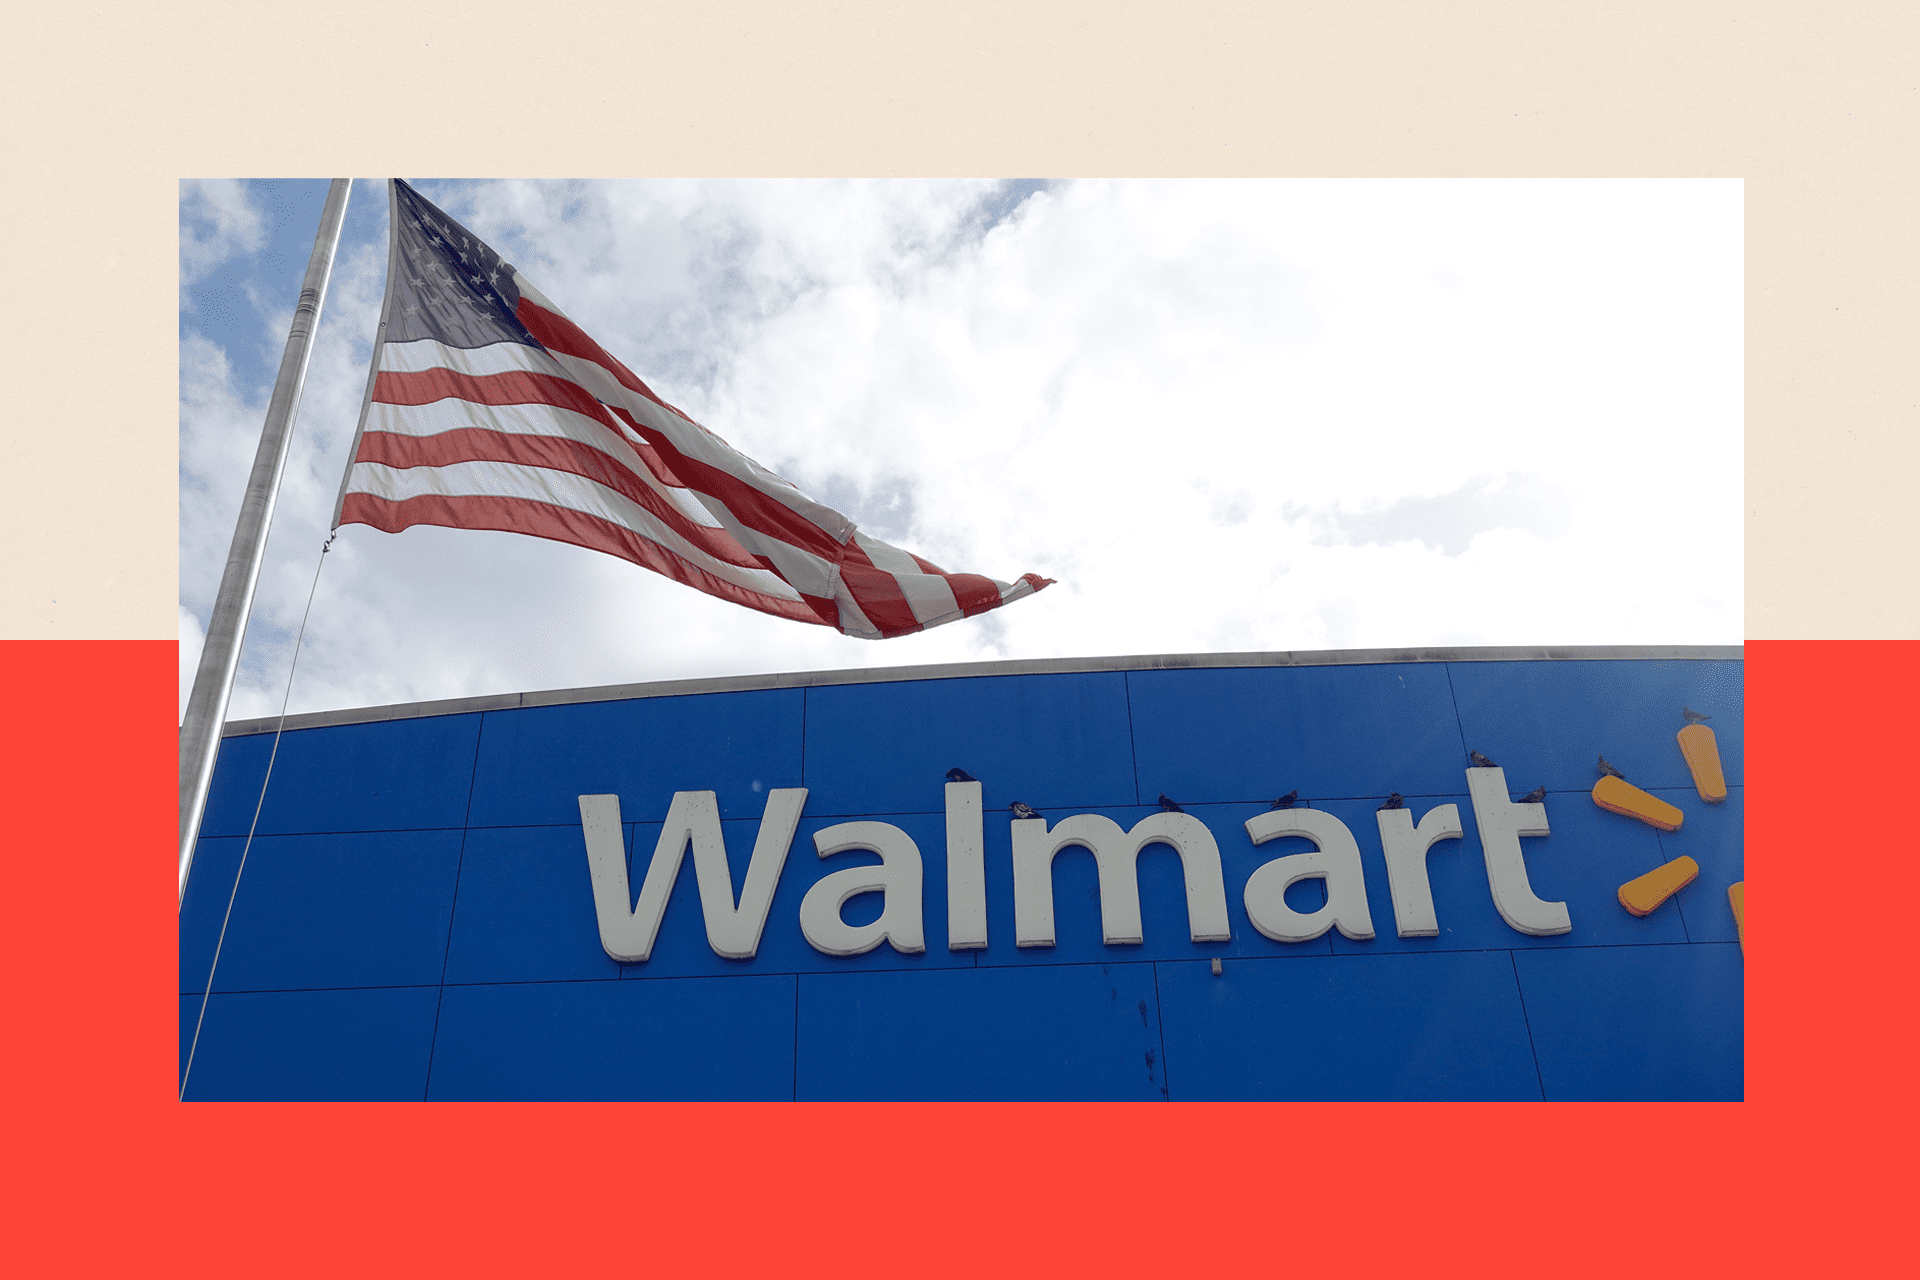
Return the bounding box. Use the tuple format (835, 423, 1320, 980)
(1469, 751, 1499, 768)
(945, 767, 977, 782)
(1269, 790, 1299, 810)
(1157, 794, 1185, 813)
(1009, 801, 1041, 820)
(1516, 786, 1546, 804)
(1597, 755, 1625, 779)
(1683, 707, 1712, 724)
(1378, 792, 1406, 811)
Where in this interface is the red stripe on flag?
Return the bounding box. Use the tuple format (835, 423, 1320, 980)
(835, 539, 925, 638)
(338, 491, 832, 629)
(944, 573, 1008, 617)
(901, 550, 1011, 618)
(351, 429, 767, 570)
(605, 405, 845, 559)
(516, 299, 699, 424)
(373, 367, 608, 421)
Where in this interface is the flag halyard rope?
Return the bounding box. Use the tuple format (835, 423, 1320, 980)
(179, 534, 335, 1101)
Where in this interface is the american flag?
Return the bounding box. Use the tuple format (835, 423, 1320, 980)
(332, 180, 1054, 640)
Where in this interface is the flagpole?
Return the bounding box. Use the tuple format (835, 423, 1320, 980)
(179, 179, 353, 905)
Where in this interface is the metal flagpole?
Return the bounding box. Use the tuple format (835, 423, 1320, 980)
(178, 179, 353, 905)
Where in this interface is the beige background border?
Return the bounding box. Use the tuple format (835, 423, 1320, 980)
(4, 2, 1912, 640)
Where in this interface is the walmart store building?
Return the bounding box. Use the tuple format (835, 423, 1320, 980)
(179, 646, 1744, 1101)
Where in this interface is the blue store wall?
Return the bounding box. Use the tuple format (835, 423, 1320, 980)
(179, 653, 1744, 1101)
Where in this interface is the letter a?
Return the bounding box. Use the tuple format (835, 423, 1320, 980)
(1241, 808, 1376, 943)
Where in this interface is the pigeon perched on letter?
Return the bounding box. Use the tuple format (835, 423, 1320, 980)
(1516, 786, 1546, 804)
(1378, 793, 1406, 811)
(1470, 751, 1499, 768)
(1270, 790, 1299, 810)
(1009, 801, 1041, 820)
(945, 767, 977, 782)
(1157, 794, 1185, 813)
(1597, 755, 1625, 779)
(1682, 707, 1711, 724)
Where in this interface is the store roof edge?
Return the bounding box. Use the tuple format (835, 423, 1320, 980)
(220, 644, 1745, 737)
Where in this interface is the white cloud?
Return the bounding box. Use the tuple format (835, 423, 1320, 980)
(178, 179, 268, 285)
(179, 179, 1742, 721)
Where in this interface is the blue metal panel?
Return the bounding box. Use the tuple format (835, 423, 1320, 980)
(443, 824, 629, 985)
(1664, 788, 1745, 944)
(427, 975, 797, 1100)
(1448, 659, 1744, 792)
(178, 994, 201, 1088)
(1514, 943, 1744, 1100)
(178, 987, 441, 1101)
(179, 836, 246, 993)
(801, 671, 1138, 815)
(199, 714, 483, 836)
(196, 735, 271, 838)
(1155, 952, 1542, 1100)
(465, 689, 805, 827)
(796, 963, 1167, 1100)
(180, 831, 463, 993)
(1126, 663, 1467, 804)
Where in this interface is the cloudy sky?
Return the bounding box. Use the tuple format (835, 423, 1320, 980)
(179, 179, 1741, 723)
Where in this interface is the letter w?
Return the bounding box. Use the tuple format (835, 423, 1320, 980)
(578, 789, 807, 963)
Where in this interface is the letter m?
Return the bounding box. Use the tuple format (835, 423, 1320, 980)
(1011, 811, 1231, 947)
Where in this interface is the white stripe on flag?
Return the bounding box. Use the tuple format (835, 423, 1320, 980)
(361, 398, 728, 533)
(379, 336, 572, 381)
(852, 532, 962, 628)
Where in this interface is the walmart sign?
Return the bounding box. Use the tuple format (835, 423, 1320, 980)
(580, 764, 1573, 964)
